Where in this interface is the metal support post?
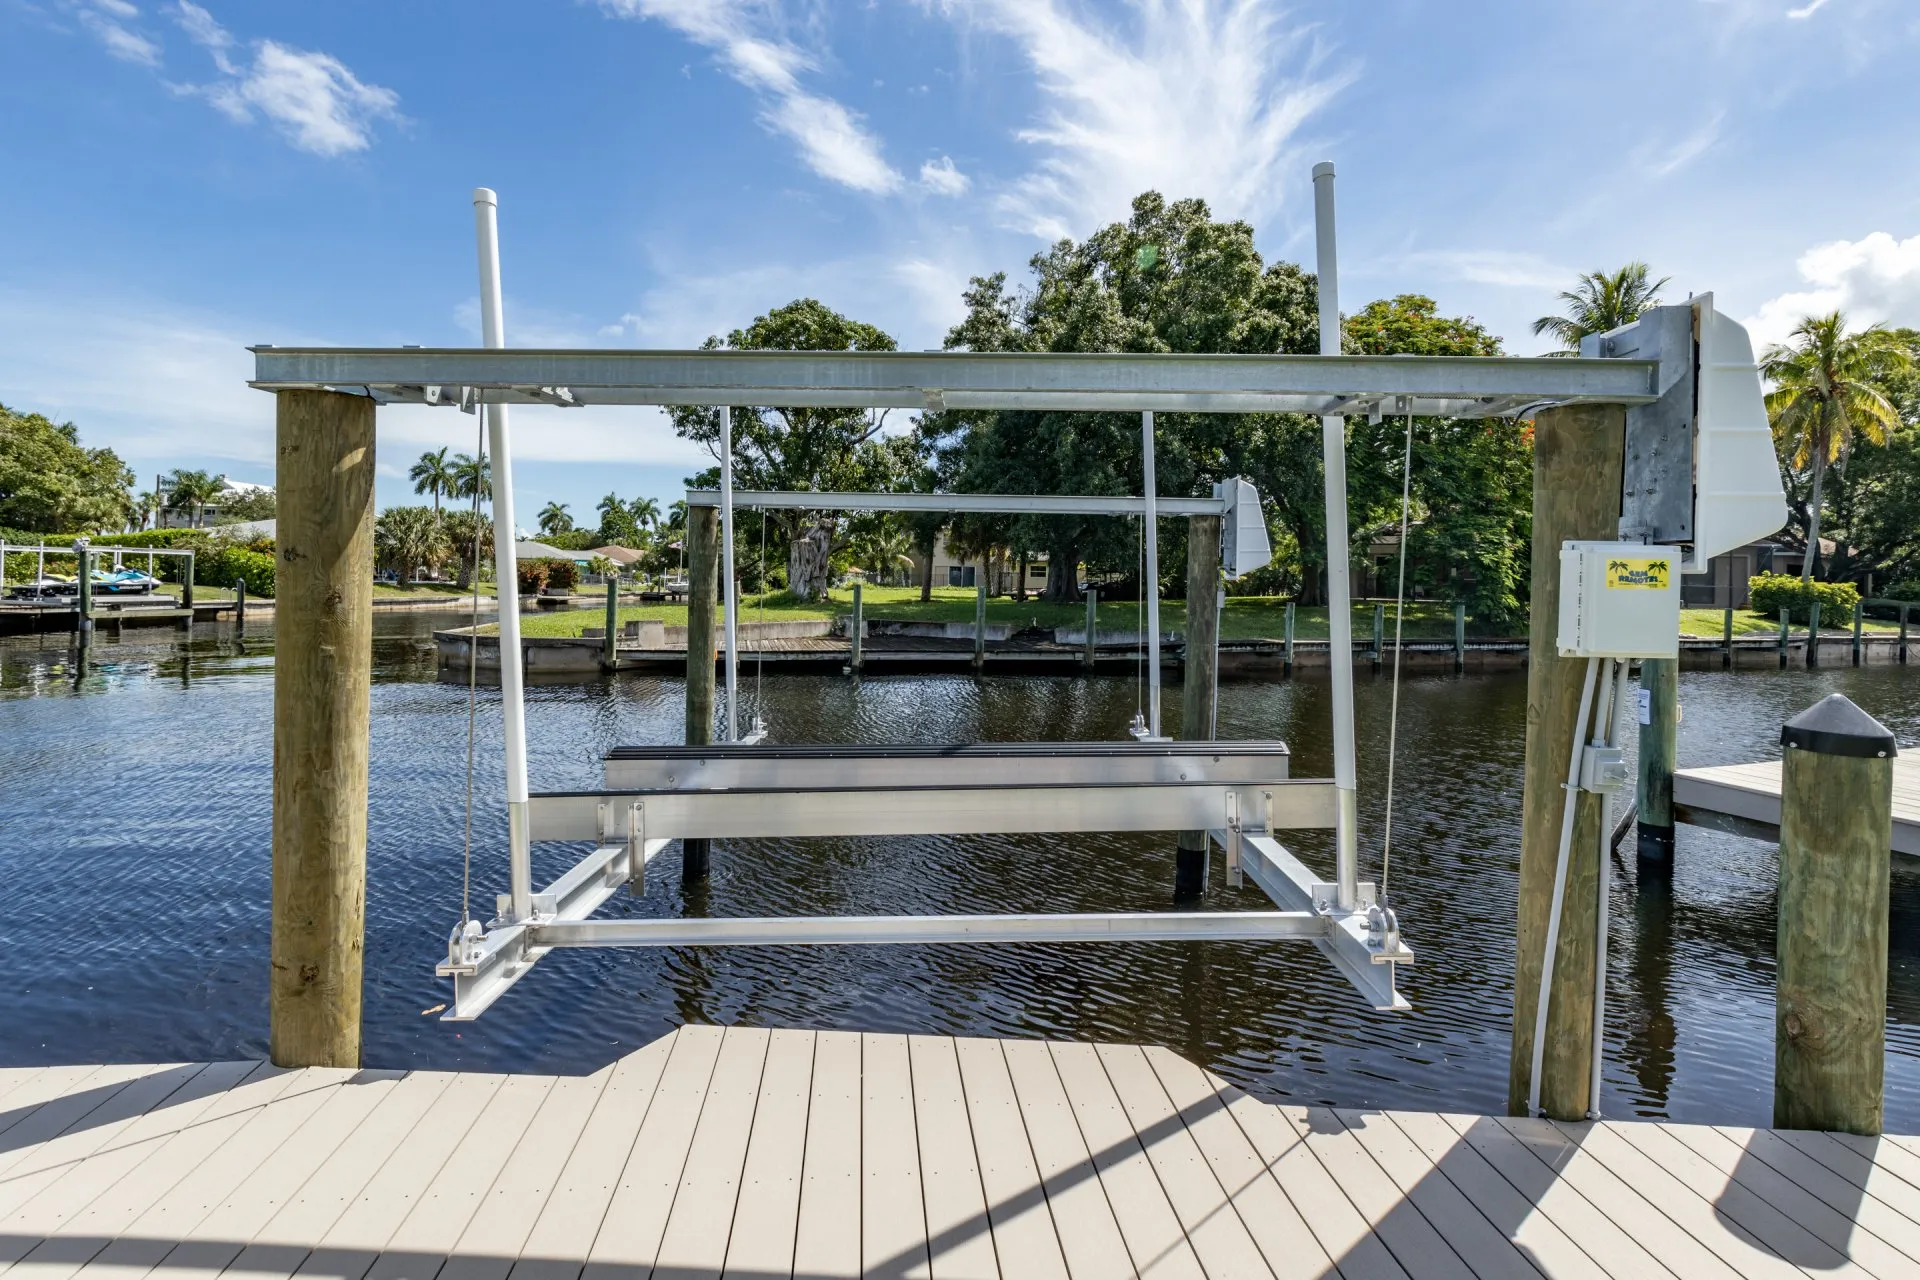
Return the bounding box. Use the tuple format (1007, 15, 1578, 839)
(1284, 600, 1295, 675)
(720, 407, 739, 741)
(1852, 600, 1863, 667)
(973, 580, 987, 669)
(1723, 606, 1734, 670)
(1142, 410, 1162, 737)
(1780, 605, 1790, 669)
(1454, 600, 1467, 672)
(474, 188, 533, 922)
(1083, 586, 1099, 668)
(1636, 658, 1677, 865)
(603, 577, 618, 668)
(850, 580, 863, 673)
(1313, 159, 1360, 909)
(1808, 601, 1822, 669)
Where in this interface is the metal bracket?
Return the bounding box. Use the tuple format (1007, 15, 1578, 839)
(1225, 791, 1243, 888)
(1578, 744, 1629, 793)
(1587, 303, 1695, 544)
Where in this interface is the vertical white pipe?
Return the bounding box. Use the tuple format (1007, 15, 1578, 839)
(720, 406, 740, 742)
(1313, 160, 1361, 910)
(1141, 410, 1162, 737)
(472, 187, 532, 922)
(1591, 657, 1630, 1116)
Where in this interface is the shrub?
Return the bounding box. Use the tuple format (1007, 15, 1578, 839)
(1886, 580, 1920, 602)
(1748, 571, 1860, 625)
(543, 558, 580, 591)
(198, 545, 276, 597)
(516, 558, 551, 594)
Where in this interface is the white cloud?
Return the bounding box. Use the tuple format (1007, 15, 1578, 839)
(1787, 0, 1833, 17)
(1745, 231, 1920, 349)
(918, 155, 970, 197)
(601, 0, 903, 195)
(170, 0, 235, 72)
(195, 38, 401, 156)
(1635, 109, 1725, 178)
(75, 0, 161, 66)
(940, 0, 1347, 238)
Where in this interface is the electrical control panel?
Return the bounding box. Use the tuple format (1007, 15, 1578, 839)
(1556, 541, 1680, 659)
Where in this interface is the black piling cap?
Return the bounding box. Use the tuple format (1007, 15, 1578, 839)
(1781, 693, 1899, 759)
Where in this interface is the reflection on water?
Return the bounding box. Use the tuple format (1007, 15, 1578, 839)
(4, 612, 1918, 1126)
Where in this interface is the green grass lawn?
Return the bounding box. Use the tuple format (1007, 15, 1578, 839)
(1679, 607, 1901, 637)
(180, 581, 497, 603)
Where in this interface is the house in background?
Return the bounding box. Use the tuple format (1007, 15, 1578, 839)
(1682, 540, 1781, 608)
(912, 531, 1065, 595)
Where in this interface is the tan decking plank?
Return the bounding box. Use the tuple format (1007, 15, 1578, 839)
(0, 1069, 120, 1147)
(1331, 1110, 1540, 1280)
(908, 1036, 1000, 1280)
(1092, 1045, 1273, 1280)
(0, 1069, 53, 1108)
(0, 1061, 270, 1275)
(1710, 1126, 1920, 1250)
(512, 1037, 676, 1280)
(581, 1023, 725, 1280)
(1479, 1118, 1739, 1280)
(1045, 1042, 1201, 1280)
(1196, 1071, 1406, 1280)
(654, 1027, 771, 1280)
(722, 1029, 816, 1280)
(1823, 1132, 1920, 1200)
(1139, 1051, 1337, 1280)
(951, 1039, 1068, 1280)
(793, 1030, 862, 1280)
(997, 1040, 1134, 1280)
(147, 1072, 406, 1280)
(862, 1033, 931, 1280)
(0, 1066, 199, 1187)
(1558, 1120, 1859, 1279)
(1377, 1111, 1609, 1280)
(1431, 1115, 1676, 1280)
(438, 1068, 611, 1280)
(360, 1073, 558, 1280)
(291, 1072, 505, 1280)
(0, 1065, 213, 1223)
(1763, 1130, 1920, 1223)
(221, 1070, 457, 1280)
(1655, 1123, 1920, 1278)
(61, 1068, 357, 1280)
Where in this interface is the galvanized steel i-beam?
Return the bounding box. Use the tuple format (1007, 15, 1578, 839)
(251, 347, 1659, 418)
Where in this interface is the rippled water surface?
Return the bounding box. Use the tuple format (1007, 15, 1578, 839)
(5, 612, 1919, 1126)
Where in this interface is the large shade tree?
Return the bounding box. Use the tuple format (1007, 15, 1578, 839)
(0, 404, 134, 532)
(669, 298, 914, 599)
(1762, 312, 1911, 580)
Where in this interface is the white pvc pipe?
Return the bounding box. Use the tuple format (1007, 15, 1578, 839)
(720, 405, 740, 742)
(472, 187, 533, 922)
(1141, 410, 1162, 737)
(1591, 657, 1630, 1117)
(1529, 655, 1600, 1117)
(1313, 160, 1361, 909)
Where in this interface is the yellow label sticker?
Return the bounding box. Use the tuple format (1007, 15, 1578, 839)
(1605, 558, 1670, 590)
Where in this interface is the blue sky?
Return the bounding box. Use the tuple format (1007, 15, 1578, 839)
(3, 0, 1918, 527)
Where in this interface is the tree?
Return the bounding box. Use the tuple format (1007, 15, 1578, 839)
(595, 492, 640, 546)
(1530, 263, 1669, 353)
(669, 298, 912, 600)
(442, 508, 494, 589)
(0, 405, 136, 533)
(628, 495, 660, 530)
(409, 448, 457, 515)
(1762, 312, 1911, 580)
(536, 501, 573, 536)
(216, 486, 277, 523)
(132, 490, 157, 530)
(450, 453, 492, 502)
(846, 519, 915, 585)
(164, 469, 226, 529)
(374, 505, 451, 580)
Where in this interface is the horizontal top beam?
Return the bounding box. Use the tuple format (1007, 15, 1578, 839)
(684, 489, 1226, 516)
(249, 346, 1659, 418)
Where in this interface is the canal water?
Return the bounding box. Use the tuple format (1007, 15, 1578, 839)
(5, 611, 1918, 1127)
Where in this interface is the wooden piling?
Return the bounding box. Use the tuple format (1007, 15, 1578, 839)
(1454, 601, 1466, 672)
(182, 553, 195, 610)
(1722, 606, 1734, 670)
(269, 389, 376, 1069)
(234, 578, 247, 628)
(1852, 600, 1863, 667)
(1636, 658, 1677, 865)
(1510, 401, 1625, 1120)
(1083, 587, 1098, 669)
(1779, 606, 1790, 669)
(1175, 514, 1221, 900)
(972, 581, 987, 669)
(1775, 693, 1896, 1135)
(1372, 603, 1385, 673)
(1807, 601, 1822, 669)
(682, 503, 719, 882)
(1283, 600, 1295, 675)
(602, 577, 618, 669)
(1902, 603, 1910, 664)
(850, 580, 863, 673)
(74, 541, 93, 639)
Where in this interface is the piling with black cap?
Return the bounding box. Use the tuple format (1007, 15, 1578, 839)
(1775, 692, 1897, 1135)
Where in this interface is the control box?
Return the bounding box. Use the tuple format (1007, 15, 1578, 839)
(1556, 541, 1680, 659)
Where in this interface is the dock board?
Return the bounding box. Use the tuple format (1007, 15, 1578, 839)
(3, 1027, 1918, 1279)
(1673, 755, 1919, 856)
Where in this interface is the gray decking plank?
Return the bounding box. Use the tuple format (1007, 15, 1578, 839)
(1760, 1130, 1920, 1224)
(908, 1036, 1000, 1280)
(951, 1038, 1068, 1280)
(0, 1065, 213, 1224)
(998, 1040, 1135, 1280)
(654, 1027, 771, 1280)
(862, 1033, 931, 1280)
(722, 1028, 816, 1280)
(793, 1030, 863, 1280)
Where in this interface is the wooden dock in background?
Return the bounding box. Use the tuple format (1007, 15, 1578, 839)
(4, 1025, 1919, 1278)
(1675, 755, 1919, 856)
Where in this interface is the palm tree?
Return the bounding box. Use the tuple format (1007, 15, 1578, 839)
(409, 448, 456, 515)
(848, 524, 915, 585)
(537, 501, 573, 536)
(374, 505, 452, 581)
(442, 508, 495, 589)
(1531, 263, 1670, 353)
(450, 453, 492, 503)
(131, 491, 156, 531)
(163, 469, 226, 528)
(1762, 312, 1912, 580)
(628, 495, 661, 530)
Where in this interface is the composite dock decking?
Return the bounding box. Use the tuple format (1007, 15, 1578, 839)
(1674, 755, 1919, 856)
(3, 1026, 1919, 1280)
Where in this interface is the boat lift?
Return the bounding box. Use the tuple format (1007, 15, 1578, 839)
(249, 164, 1779, 1026)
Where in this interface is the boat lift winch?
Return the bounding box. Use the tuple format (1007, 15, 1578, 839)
(247, 163, 1782, 1025)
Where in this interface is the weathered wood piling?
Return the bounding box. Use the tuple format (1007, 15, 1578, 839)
(1175, 513, 1221, 899)
(1636, 657, 1678, 866)
(682, 503, 719, 881)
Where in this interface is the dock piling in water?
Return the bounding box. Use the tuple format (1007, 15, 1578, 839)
(1775, 693, 1896, 1135)
(850, 580, 863, 673)
(1175, 513, 1221, 900)
(1808, 601, 1822, 669)
(972, 580, 986, 669)
(1283, 600, 1295, 675)
(1637, 657, 1677, 867)
(1779, 606, 1790, 668)
(682, 503, 719, 882)
(1454, 600, 1466, 672)
(602, 577, 617, 668)
(1082, 586, 1098, 668)
(269, 389, 376, 1069)
(1372, 603, 1384, 673)
(1853, 600, 1864, 667)
(1722, 606, 1734, 669)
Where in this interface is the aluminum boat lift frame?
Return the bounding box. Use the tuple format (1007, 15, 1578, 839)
(249, 169, 1671, 1023)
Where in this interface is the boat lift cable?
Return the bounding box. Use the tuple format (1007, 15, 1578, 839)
(1380, 407, 1414, 903)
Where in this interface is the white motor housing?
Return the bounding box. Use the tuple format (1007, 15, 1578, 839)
(1689, 295, 1788, 571)
(1557, 541, 1680, 659)
(1215, 477, 1273, 579)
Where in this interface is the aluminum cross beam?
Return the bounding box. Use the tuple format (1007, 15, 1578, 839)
(250, 347, 1658, 418)
(685, 490, 1229, 516)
